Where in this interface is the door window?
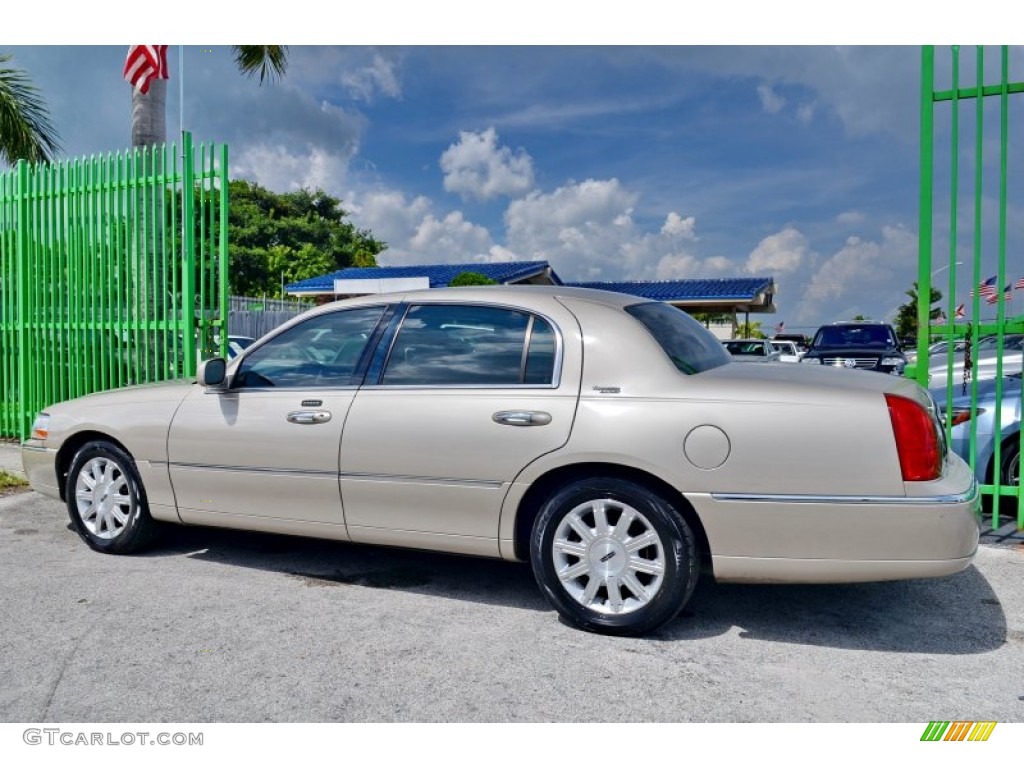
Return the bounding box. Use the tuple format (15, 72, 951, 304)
(233, 306, 386, 388)
(381, 304, 557, 386)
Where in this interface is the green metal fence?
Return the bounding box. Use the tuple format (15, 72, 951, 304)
(916, 45, 1024, 530)
(0, 133, 227, 440)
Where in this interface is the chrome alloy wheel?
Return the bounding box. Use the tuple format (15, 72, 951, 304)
(74, 457, 134, 540)
(551, 498, 666, 615)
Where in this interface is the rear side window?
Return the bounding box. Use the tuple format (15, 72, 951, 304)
(382, 304, 557, 386)
(625, 302, 730, 375)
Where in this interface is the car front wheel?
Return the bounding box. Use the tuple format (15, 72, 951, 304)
(530, 477, 699, 636)
(65, 440, 158, 554)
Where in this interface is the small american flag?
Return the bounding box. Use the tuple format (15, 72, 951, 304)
(986, 284, 1012, 305)
(123, 46, 168, 95)
(774, 321, 784, 335)
(954, 303, 966, 319)
(969, 275, 998, 298)
(1015, 277, 1024, 290)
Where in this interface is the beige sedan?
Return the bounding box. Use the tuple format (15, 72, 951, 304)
(22, 286, 980, 636)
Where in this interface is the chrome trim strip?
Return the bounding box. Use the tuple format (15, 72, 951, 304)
(167, 462, 503, 488)
(339, 471, 503, 488)
(21, 445, 50, 453)
(712, 479, 978, 506)
(170, 462, 337, 477)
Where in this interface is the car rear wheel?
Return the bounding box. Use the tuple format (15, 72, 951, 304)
(65, 440, 158, 554)
(529, 478, 699, 636)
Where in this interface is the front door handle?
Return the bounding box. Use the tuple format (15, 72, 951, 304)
(287, 410, 332, 425)
(492, 410, 552, 427)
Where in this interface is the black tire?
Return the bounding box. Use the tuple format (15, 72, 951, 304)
(65, 440, 159, 554)
(1000, 440, 1020, 486)
(529, 477, 699, 636)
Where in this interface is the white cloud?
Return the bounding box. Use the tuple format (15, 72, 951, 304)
(409, 211, 494, 258)
(661, 212, 697, 238)
(797, 224, 918, 323)
(836, 210, 866, 226)
(745, 227, 809, 275)
(440, 128, 535, 202)
(797, 102, 816, 123)
(757, 83, 786, 114)
(340, 52, 402, 102)
(232, 143, 353, 191)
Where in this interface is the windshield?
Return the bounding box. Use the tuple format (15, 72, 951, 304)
(626, 302, 731, 374)
(813, 325, 897, 348)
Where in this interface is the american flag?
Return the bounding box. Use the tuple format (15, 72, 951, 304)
(1015, 276, 1024, 290)
(123, 46, 168, 95)
(774, 321, 784, 335)
(986, 284, 1013, 305)
(954, 303, 966, 319)
(970, 275, 998, 298)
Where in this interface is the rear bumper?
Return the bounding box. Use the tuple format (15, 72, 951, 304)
(692, 455, 980, 584)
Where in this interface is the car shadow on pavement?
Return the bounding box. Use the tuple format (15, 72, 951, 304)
(144, 524, 1007, 652)
(149, 523, 551, 613)
(654, 565, 1007, 654)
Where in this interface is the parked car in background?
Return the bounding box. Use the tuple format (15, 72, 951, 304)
(800, 321, 906, 375)
(927, 334, 1024, 387)
(769, 340, 802, 363)
(905, 338, 967, 367)
(773, 333, 809, 353)
(933, 373, 1022, 489)
(22, 286, 979, 637)
(722, 338, 781, 362)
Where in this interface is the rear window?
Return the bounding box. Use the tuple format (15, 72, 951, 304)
(625, 302, 731, 375)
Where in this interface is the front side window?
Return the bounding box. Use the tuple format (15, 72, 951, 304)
(381, 304, 557, 386)
(233, 306, 386, 388)
(626, 302, 731, 375)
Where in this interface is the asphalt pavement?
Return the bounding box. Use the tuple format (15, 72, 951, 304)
(0, 455, 1022, 722)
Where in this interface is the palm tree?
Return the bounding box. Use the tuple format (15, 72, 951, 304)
(0, 53, 62, 165)
(131, 46, 288, 147)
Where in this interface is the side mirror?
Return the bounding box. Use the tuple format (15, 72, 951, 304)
(198, 357, 227, 389)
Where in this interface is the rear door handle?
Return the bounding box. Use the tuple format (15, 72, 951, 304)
(492, 410, 551, 427)
(287, 410, 332, 425)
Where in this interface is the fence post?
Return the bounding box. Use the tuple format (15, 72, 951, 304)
(15, 160, 29, 440)
(181, 133, 196, 376)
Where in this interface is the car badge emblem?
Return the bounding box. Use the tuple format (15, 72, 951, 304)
(843, 358, 857, 368)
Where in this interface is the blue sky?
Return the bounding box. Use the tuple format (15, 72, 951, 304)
(4, 13, 1022, 333)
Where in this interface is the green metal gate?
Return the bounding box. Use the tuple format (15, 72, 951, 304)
(0, 133, 227, 440)
(916, 45, 1024, 530)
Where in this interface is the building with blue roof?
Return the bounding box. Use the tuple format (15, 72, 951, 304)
(285, 261, 775, 329)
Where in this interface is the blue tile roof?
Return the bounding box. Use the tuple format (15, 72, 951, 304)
(565, 277, 774, 302)
(286, 260, 559, 293)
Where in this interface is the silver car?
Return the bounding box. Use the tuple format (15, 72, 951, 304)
(22, 286, 980, 636)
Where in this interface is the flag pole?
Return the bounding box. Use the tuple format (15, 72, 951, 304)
(179, 45, 184, 139)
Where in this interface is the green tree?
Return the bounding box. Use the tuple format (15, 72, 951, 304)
(895, 281, 942, 341)
(227, 180, 385, 297)
(735, 320, 765, 339)
(449, 271, 497, 286)
(0, 53, 61, 164)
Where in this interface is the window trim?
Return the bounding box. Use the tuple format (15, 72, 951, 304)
(367, 301, 564, 390)
(227, 304, 392, 392)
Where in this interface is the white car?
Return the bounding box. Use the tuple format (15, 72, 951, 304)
(769, 340, 803, 363)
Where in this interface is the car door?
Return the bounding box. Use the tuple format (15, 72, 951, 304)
(167, 305, 389, 532)
(338, 301, 580, 556)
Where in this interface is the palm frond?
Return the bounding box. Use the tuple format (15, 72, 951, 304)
(0, 53, 62, 165)
(232, 46, 288, 85)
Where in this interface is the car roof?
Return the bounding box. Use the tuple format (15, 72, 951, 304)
(296, 284, 648, 320)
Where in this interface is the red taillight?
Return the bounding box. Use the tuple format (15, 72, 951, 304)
(886, 394, 942, 482)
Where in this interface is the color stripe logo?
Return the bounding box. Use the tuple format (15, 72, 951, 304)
(921, 722, 997, 741)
